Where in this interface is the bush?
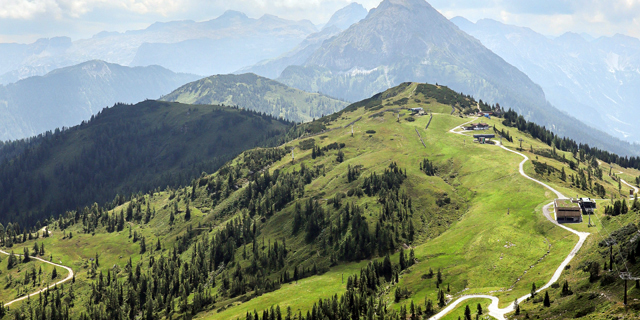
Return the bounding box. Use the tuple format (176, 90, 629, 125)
(298, 139, 315, 150)
(405, 117, 415, 122)
(366, 130, 376, 134)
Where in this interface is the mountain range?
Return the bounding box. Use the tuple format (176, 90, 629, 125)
(0, 11, 318, 84)
(0, 60, 198, 141)
(161, 73, 348, 122)
(452, 17, 640, 144)
(238, 2, 368, 79)
(272, 0, 639, 157)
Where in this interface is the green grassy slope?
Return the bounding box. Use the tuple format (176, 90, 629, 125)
(160, 73, 349, 123)
(0, 100, 293, 226)
(2, 82, 638, 320)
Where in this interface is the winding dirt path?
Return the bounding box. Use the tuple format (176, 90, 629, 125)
(620, 178, 638, 196)
(0, 238, 74, 307)
(431, 124, 590, 320)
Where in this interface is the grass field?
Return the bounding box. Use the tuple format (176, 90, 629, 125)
(3, 83, 638, 319)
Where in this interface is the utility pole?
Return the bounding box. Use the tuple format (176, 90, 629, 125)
(620, 272, 640, 306)
(519, 138, 524, 150)
(291, 148, 295, 163)
(351, 125, 354, 137)
(603, 239, 617, 271)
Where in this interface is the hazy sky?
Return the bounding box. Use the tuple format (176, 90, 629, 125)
(1, 0, 639, 43)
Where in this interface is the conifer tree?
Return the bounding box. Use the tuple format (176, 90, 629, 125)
(464, 305, 472, 320)
(543, 291, 550, 307)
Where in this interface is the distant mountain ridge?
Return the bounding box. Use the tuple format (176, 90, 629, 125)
(0, 11, 318, 84)
(0, 60, 199, 141)
(275, 0, 640, 156)
(161, 73, 348, 123)
(239, 3, 368, 79)
(451, 17, 640, 143)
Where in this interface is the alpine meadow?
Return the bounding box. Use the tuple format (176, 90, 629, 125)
(1, 1, 640, 320)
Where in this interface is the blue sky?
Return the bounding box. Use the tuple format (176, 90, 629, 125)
(1, 0, 639, 43)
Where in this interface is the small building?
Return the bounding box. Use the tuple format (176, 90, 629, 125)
(554, 199, 582, 223)
(473, 134, 495, 144)
(578, 198, 596, 214)
(409, 107, 425, 115)
(464, 123, 490, 131)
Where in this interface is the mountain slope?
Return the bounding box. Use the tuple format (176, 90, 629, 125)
(5, 82, 639, 320)
(0, 60, 199, 141)
(160, 73, 348, 122)
(452, 17, 640, 144)
(322, 2, 368, 31)
(239, 3, 368, 79)
(0, 100, 293, 225)
(277, 0, 640, 157)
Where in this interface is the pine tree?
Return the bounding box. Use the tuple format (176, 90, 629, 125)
(464, 305, 472, 320)
(51, 267, 57, 279)
(477, 303, 482, 315)
(438, 289, 446, 307)
(185, 199, 191, 221)
(531, 282, 537, 297)
(543, 291, 550, 307)
(140, 236, 146, 254)
(514, 299, 520, 315)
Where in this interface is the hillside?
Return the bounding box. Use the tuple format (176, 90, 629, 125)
(0, 99, 293, 226)
(160, 73, 349, 122)
(276, 0, 640, 158)
(0, 60, 199, 141)
(2, 82, 640, 320)
(452, 17, 640, 144)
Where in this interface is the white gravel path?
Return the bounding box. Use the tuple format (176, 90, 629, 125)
(429, 126, 590, 320)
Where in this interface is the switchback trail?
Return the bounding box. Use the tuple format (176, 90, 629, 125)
(432, 123, 590, 320)
(0, 237, 74, 307)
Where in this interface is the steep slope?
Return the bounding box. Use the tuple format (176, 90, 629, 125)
(278, 0, 640, 157)
(0, 100, 293, 226)
(322, 2, 368, 31)
(2, 82, 640, 320)
(239, 3, 368, 78)
(160, 73, 348, 122)
(0, 60, 199, 141)
(452, 17, 640, 144)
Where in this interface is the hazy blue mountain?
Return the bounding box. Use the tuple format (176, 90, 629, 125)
(452, 17, 640, 143)
(239, 3, 368, 78)
(0, 11, 317, 83)
(130, 13, 317, 75)
(161, 73, 348, 122)
(276, 0, 640, 156)
(0, 60, 199, 141)
(322, 2, 369, 31)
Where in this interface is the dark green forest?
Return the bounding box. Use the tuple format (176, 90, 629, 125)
(0, 100, 294, 225)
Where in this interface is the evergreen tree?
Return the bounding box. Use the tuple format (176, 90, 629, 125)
(464, 305, 472, 320)
(543, 291, 550, 307)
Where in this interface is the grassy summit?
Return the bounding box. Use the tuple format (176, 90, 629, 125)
(161, 73, 348, 123)
(1, 82, 639, 319)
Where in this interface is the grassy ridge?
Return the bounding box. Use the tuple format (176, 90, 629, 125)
(161, 73, 348, 123)
(2, 82, 638, 320)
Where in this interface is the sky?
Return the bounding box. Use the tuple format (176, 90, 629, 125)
(0, 0, 639, 43)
